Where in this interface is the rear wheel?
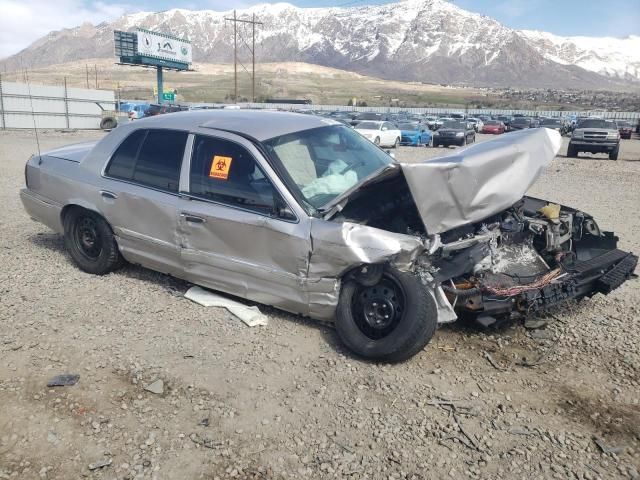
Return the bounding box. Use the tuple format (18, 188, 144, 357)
(63, 208, 124, 275)
(336, 267, 438, 362)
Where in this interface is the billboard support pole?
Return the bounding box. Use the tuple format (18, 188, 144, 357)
(157, 66, 164, 104)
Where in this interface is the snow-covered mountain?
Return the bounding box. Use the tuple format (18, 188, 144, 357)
(519, 30, 640, 82)
(0, 0, 636, 89)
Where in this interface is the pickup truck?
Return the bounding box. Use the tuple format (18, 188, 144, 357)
(567, 119, 620, 160)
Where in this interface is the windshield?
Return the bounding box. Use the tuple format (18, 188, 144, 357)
(355, 121, 380, 130)
(441, 120, 464, 129)
(263, 125, 393, 209)
(577, 119, 616, 129)
(512, 118, 531, 125)
(485, 120, 501, 125)
(541, 119, 561, 126)
(398, 122, 420, 130)
(618, 121, 631, 127)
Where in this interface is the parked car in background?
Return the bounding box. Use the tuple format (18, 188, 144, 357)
(510, 117, 533, 130)
(568, 118, 620, 160)
(481, 120, 506, 135)
(398, 121, 432, 146)
(434, 117, 454, 130)
(143, 104, 189, 117)
(539, 118, 566, 135)
(466, 117, 484, 132)
(423, 116, 438, 130)
(119, 102, 150, 119)
(355, 121, 401, 148)
(432, 120, 475, 147)
(616, 121, 633, 139)
(496, 115, 513, 131)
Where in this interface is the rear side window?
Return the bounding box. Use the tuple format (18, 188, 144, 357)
(105, 129, 188, 193)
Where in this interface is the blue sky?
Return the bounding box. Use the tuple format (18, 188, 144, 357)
(1, 0, 638, 58)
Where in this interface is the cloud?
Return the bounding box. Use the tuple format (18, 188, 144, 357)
(0, 0, 134, 59)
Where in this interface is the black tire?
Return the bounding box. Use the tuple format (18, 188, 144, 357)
(100, 117, 117, 130)
(609, 146, 619, 160)
(393, 137, 400, 149)
(567, 144, 578, 158)
(63, 208, 124, 275)
(433, 142, 439, 148)
(374, 137, 380, 146)
(335, 267, 438, 362)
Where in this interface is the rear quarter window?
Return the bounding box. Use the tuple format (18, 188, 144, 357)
(105, 129, 188, 193)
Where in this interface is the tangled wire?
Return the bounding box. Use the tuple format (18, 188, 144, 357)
(478, 268, 564, 297)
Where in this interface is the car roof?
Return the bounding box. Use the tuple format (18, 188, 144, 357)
(129, 109, 340, 141)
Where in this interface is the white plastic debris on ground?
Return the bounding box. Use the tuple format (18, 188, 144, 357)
(185, 286, 269, 327)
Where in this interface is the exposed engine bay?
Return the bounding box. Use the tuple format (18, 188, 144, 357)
(334, 179, 638, 327)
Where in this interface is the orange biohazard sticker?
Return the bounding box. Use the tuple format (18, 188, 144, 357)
(209, 155, 233, 180)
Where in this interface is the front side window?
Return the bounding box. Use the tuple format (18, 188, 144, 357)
(189, 135, 277, 215)
(105, 129, 187, 193)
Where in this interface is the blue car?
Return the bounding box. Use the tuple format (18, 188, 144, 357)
(398, 122, 432, 146)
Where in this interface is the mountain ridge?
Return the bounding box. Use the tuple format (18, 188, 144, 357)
(1, 0, 637, 90)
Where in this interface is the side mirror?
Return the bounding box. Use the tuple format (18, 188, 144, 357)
(381, 127, 388, 131)
(273, 193, 297, 221)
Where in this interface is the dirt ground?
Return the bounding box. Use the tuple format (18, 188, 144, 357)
(1, 128, 639, 480)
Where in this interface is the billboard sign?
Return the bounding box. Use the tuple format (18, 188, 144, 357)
(136, 29, 192, 65)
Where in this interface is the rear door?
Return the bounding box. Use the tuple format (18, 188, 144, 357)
(100, 128, 188, 275)
(177, 130, 312, 315)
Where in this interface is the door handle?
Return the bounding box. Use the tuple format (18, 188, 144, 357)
(181, 213, 205, 224)
(100, 190, 117, 200)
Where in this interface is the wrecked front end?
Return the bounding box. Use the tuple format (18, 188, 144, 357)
(418, 198, 638, 327)
(324, 128, 637, 331)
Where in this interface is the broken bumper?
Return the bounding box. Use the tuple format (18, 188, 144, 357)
(459, 249, 638, 323)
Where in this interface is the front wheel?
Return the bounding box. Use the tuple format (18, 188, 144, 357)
(374, 137, 380, 146)
(393, 137, 400, 149)
(63, 208, 124, 275)
(336, 267, 438, 362)
(567, 143, 578, 158)
(609, 146, 619, 160)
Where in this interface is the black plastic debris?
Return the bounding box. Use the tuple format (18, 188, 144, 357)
(46, 374, 80, 387)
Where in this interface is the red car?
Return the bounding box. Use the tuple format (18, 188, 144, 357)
(617, 121, 633, 139)
(481, 120, 506, 134)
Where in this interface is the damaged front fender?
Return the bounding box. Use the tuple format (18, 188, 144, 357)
(308, 218, 427, 278)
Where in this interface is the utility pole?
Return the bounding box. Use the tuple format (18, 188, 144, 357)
(85, 64, 89, 89)
(94, 64, 98, 89)
(225, 11, 262, 102)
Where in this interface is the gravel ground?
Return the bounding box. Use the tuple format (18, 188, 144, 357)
(1, 129, 639, 480)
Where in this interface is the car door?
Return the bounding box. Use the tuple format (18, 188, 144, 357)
(100, 128, 188, 275)
(176, 130, 312, 315)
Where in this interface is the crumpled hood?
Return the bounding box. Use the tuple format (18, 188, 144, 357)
(42, 141, 98, 163)
(400, 128, 562, 234)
